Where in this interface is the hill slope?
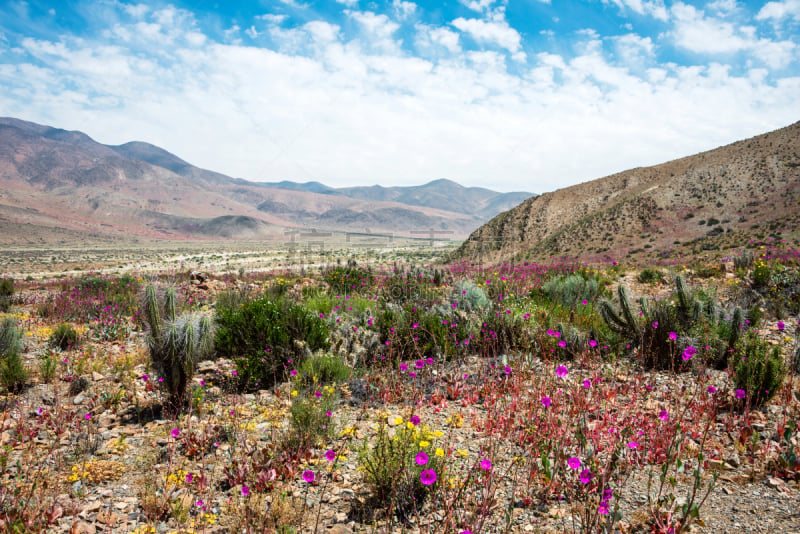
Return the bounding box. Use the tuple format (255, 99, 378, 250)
(454, 121, 800, 263)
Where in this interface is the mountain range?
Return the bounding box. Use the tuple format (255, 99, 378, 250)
(0, 117, 534, 245)
(455, 120, 800, 264)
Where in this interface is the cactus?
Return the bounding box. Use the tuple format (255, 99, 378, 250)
(144, 286, 215, 410)
(599, 285, 641, 341)
(0, 317, 27, 393)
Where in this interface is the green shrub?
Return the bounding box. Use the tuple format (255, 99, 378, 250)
(734, 331, 785, 408)
(0, 318, 27, 393)
(49, 323, 80, 350)
(452, 280, 491, 313)
(144, 286, 215, 410)
(296, 353, 351, 387)
(637, 268, 665, 285)
(39, 353, 57, 384)
(286, 390, 336, 451)
(358, 420, 443, 522)
(324, 265, 374, 294)
(541, 273, 608, 307)
(216, 297, 329, 389)
(752, 259, 771, 289)
(0, 278, 13, 312)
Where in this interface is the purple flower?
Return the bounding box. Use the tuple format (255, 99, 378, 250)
(579, 468, 592, 484)
(302, 470, 315, 483)
(171, 428, 180, 438)
(504, 366, 512, 375)
(415, 359, 425, 369)
(599, 501, 609, 515)
(568, 457, 581, 469)
(186, 473, 193, 483)
(141, 374, 149, 381)
(583, 379, 592, 389)
(480, 458, 492, 470)
(315, 390, 322, 398)
(84, 413, 91, 420)
(399, 362, 408, 372)
(325, 449, 336, 461)
(241, 485, 250, 497)
(735, 388, 746, 400)
(588, 339, 597, 347)
(682, 346, 696, 361)
(290, 369, 297, 376)
(541, 396, 552, 408)
(556, 365, 568, 378)
(669, 331, 677, 341)
(777, 321, 785, 331)
(707, 385, 717, 394)
(415, 452, 429, 465)
(426, 357, 434, 365)
(558, 340, 567, 348)
(628, 441, 639, 449)
(652, 321, 659, 329)
(420, 469, 437, 485)
(410, 415, 421, 426)
(659, 410, 669, 421)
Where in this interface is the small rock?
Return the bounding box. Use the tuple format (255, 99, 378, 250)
(92, 371, 105, 382)
(70, 521, 95, 534)
(72, 393, 86, 406)
(334, 512, 348, 523)
(327, 525, 352, 534)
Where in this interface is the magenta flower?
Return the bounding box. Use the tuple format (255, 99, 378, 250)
(171, 428, 180, 438)
(659, 410, 669, 421)
(567, 457, 581, 469)
(326, 410, 332, 417)
(541, 396, 552, 408)
(84, 413, 91, 420)
(735, 388, 746, 400)
(196, 499, 204, 508)
(302, 470, 315, 483)
(241, 485, 250, 497)
(416, 452, 429, 465)
(599, 501, 609, 515)
(669, 331, 677, 341)
(290, 369, 297, 376)
(777, 321, 785, 331)
(325, 449, 336, 461)
(415, 359, 425, 369)
(409, 371, 417, 378)
(652, 321, 659, 329)
(556, 365, 568, 378)
(707, 385, 717, 394)
(580, 468, 592, 484)
(399, 362, 408, 372)
(504, 366, 512, 375)
(583, 379, 592, 389)
(420, 469, 437, 485)
(480, 459, 492, 470)
(315, 390, 322, 398)
(558, 340, 567, 348)
(588, 339, 597, 347)
(141, 374, 149, 381)
(410, 415, 421, 426)
(426, 357, 434, 365)
(682, 346, 696, 361)
(186, 473, 193, 483)
(628, 441, 639, 449)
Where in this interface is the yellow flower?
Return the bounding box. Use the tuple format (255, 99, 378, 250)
(419, 440, 430, 448)
(435, 448, 444, 457)
(291, 390, 298, 397)
(393, 416, 403, 425)
(433, 430, 444, 437)
(406, 421, 415, 430)
(457, 449, 468, 457)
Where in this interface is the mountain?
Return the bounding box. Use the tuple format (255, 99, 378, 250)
(0, 117, 534, 244)
(264, 177, 534, 220)
(454, 121, 800, 264)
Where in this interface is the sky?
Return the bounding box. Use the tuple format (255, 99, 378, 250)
(0, 0, 798, 193)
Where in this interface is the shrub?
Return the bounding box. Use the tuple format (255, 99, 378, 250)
(0, 318, 27, 393)
(452, 280, 491, 313)
(296, 353, 351, 387)
(358, 420, 443, 522)
(637, 268, 665, 285)
(0, 278, 13, 312)
(215, 297, 329, 389)
(542, 273, 608, 307)
(38, 354, 57, 384)
(144, 285, 215, 411)
(752, 259, 771, 289)
(734, 331, 785, 408)
(49, 323, 80, 350)
(324, 265, 374, 294)
(285, 390, 336, 451)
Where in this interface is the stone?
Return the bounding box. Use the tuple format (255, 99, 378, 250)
(92, 372, 105, 382)
(327, 525, 352, 534)
(70, 521, 96, 534)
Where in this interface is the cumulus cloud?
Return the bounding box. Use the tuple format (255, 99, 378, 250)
(451, 15, 525, 60)
(756, 0, 800, 22)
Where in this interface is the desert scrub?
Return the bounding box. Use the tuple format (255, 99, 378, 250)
(215, 296, 329, 389)
(541, 272, 609, 307)
(285, 387, 337, 451)
(0, 278, 13, 312)
(0, 317, 27, 393)
(49, 322, 80, 350)
(323, 265, 374, 294)
(143, 285, 215, 411)
(358, 418, 443, 522)
(295, 352, 351, 388)
(734, 331, 785, 408)
(637, 268, 665, 285)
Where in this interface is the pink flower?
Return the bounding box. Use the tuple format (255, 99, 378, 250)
(409, 371, 417, 378)
(580, 469, 592, 484)
(315, 390, 322, 398)
(556, 365, 568, 378)
(541, 396, 552, 408)
(302, 470, 315, 483)
(669, 331, 677, 341)
(415, 359, 425, 369)
(652, 321, 659, 329)
(290, 369, 297, 376)
(420, 469, 437, 485)
(186, 473, 193, 483)
(415, 452, 429, 465)
(410, 415, 420, 426)
(659, 410, 669, 421)
(326, 410, 332, 417)
(707, 385, 717, 394)
(504, 366, 512, 375)
(480, 459, 492, 470)
(568, 457, 581, 469)
(325, 449, 336, 461)
(583, 379, 592, 389)
(777, 321, 785, 331)
(599, 501, 609, 515)
(588, 339, 597, 348)
(84, 413, 91, 420)
(558, 340, 567, 348)
(426, 357, 434, 365)
(628, 441, 639, 449)
(241, 485, 250, 497)
(171, 428, 180, 438)
(399, 363, 408, 372)
(682, 346, 696, 361)
(196, 499, 204, 508)
(141, 374, 149, 381)
(735, 389, 746, 399)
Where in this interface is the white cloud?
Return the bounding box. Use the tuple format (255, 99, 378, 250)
(612, 33, 655, 66)
(671, 2, 797, 68)
(706, 0, 738, 16)
(756, 0, 800, 22)
(122, 3, 149, 19)
(603, 0, 668, 21)
(345, 10, 401, 53)
(452, 16, 524, 59)
(335, 0, 359, 6)
(415, 24, 461, 53)
(258, 14, 289, 24)
(459, 0, 497, 13)
(392, 0, 417, 19)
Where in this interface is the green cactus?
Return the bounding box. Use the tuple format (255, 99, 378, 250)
(0, 317, 27, 393)
(144, 285, 215, 411)
(599, 285, 641, 341)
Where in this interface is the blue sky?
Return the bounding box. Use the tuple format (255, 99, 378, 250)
(0, 0, 798, 192)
